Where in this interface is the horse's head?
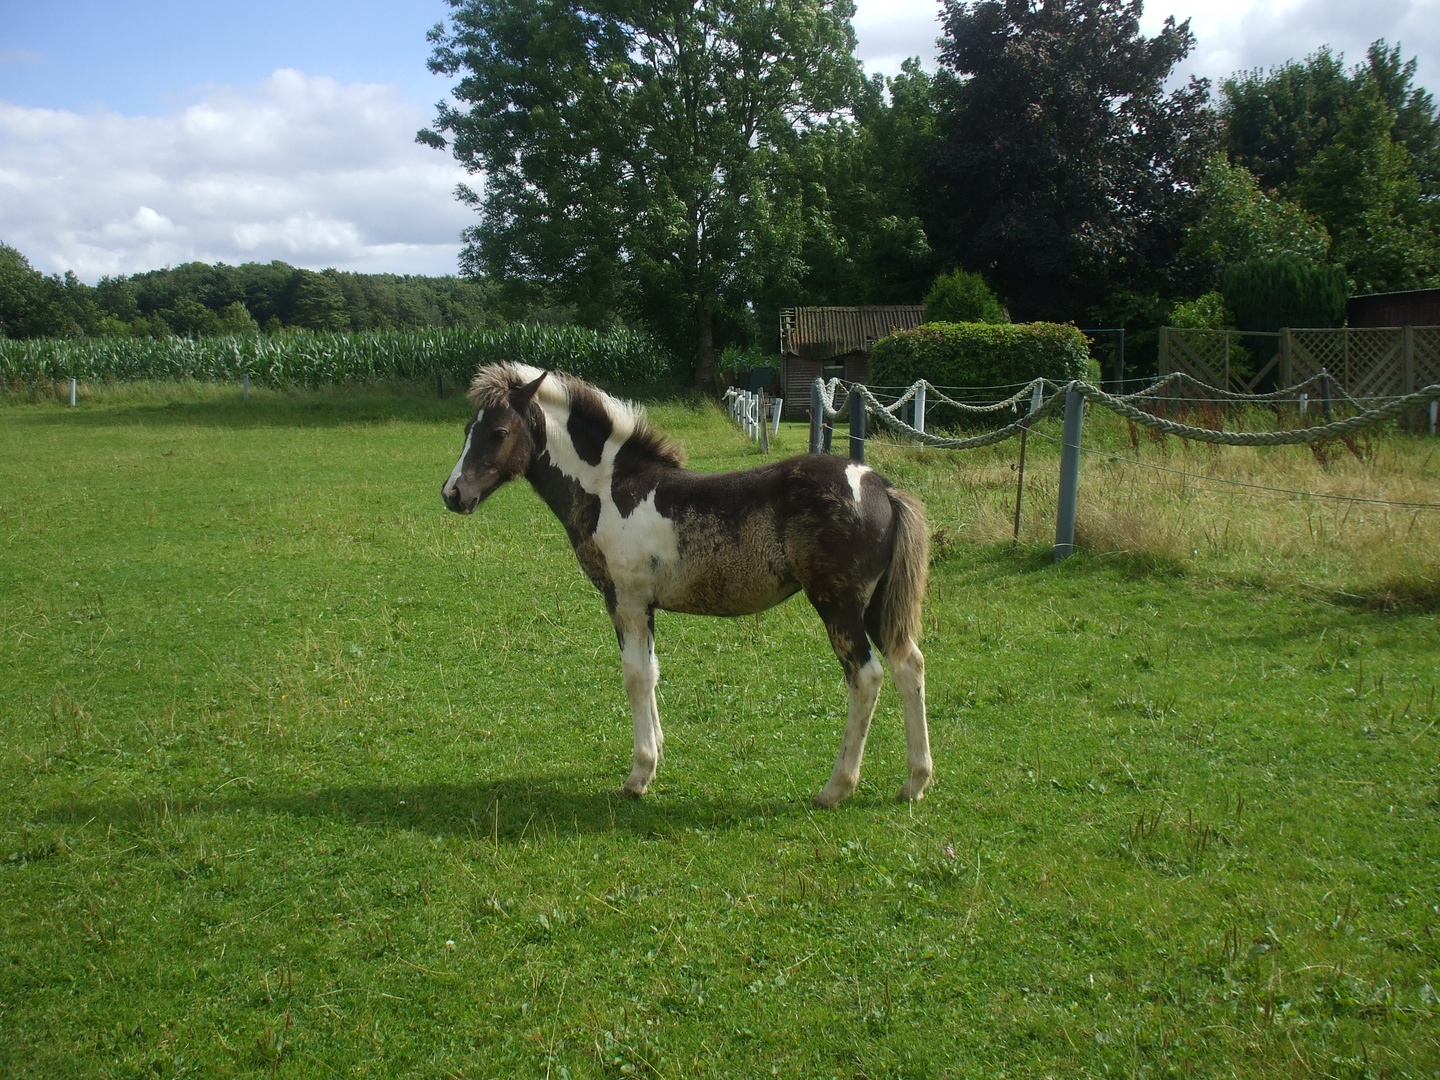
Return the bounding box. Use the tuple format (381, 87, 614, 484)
(441, 371, 547, 514)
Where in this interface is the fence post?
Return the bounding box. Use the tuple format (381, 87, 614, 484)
(1431, 400, 1437, 436)
(1403, 325, 1415, 429)
(759, 390, 770, 454)
(822, 387, 834, 453)
(772, 398, 783, 438)
(849, 389, 865, 463)
(1053, 384, 1085, 562)
(1279, 328, 1291, 387)
(436, 368, 444, 399)
(243, 373, 250, 401)
(809, 382, 822, 453)
(1157, 327, 1169, 377)
(914, 381, 926, 437)
(1321, 372, 1333, 422)
(70, 378, 76, 407)
(1116, 329, 1125, 392)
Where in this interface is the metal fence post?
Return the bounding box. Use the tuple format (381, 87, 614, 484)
(70, 378, 77, 407)
(436, 368, 444, 399)
(809, 382, 822, 453)
(243, 373, 250, 401)
(914, 381, 926, 438)
(849, 389, 866, 463)
(1053, 384, 1085, 561)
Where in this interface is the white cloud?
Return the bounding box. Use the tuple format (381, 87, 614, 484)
(853, 0, 1438, 91)
(0, 69, 475, 281)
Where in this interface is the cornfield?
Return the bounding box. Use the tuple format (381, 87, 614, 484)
(0, 325, 671, 389)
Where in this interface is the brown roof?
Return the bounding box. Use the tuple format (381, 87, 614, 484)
(780, 306, 925, 361)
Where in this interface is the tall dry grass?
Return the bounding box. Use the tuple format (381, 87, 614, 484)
(867, 405, 1440, 606)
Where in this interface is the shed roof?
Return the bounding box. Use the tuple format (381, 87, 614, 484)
(780, 306, 925, 361)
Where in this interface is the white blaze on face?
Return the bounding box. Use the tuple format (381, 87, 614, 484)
(446, 413, 480, 494)
(845, 463, 871, 504)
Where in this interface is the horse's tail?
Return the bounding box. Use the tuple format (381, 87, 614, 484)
(876, 487, 929, 656)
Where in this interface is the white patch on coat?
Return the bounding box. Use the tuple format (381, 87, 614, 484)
(532, 379, 640, 496)
(445, 420, 477, 494)
(593, 489, 680, 599)
(845, 463, 871, 504)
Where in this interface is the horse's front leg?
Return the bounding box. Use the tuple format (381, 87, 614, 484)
(614, 604, 662, 798)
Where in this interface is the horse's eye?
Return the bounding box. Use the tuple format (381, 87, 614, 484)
(490, 428, 508, 442)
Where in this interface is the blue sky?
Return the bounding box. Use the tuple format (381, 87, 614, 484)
(2, 0, 1436, 281)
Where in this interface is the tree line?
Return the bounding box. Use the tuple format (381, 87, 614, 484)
(5, 0, 1437, 392)
(421, 0, 1439, 387)
(0, 253, 502, 341)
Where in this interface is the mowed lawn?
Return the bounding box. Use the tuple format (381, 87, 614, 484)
(1, 383, 1437, 1079)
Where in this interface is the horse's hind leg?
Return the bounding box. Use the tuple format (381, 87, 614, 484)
(614, 605, 662, 798)
(813, 607, 884, 808)
(886, 637, 931, 801)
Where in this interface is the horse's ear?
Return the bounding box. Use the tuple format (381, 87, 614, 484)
(510, 371, 547, 414)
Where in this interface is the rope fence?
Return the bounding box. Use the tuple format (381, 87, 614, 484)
(784, 372, 1440, 561)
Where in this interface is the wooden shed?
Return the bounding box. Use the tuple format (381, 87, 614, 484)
(1347, 288, 1440, 328)
(778, 305, 925, 418)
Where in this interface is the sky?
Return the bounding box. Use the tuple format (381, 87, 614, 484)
(2, 0, 1437, 283)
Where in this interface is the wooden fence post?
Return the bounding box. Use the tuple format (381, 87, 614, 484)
(1157, 327, 1170, 377)
(759, 389, 770, 453)
(914, 381, 926, 438)
(1279, 328, 1291, 387)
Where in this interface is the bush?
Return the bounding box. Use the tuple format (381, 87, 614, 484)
(870, 321, 1092, 426)
(1221, 257, 1348, 333)
(922, 269, 1009, 324)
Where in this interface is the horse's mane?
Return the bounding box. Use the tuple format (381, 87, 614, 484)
(469, 363, 685, 468)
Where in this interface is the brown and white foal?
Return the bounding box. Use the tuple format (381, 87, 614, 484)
(442, 363, 931, 807)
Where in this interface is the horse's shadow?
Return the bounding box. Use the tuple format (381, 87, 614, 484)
(37, 774, 802, 843)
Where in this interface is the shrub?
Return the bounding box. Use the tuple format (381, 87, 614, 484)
(922, 269, 1009, 324)
(1221, 257, 1348, 333)
(870, 321, 1092, 426)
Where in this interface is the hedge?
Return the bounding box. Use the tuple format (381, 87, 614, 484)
(869, 321, 1093, 426)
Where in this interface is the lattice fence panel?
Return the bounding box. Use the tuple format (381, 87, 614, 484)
(1414, 328, 1440, 388)
(1162, 330, 1278, 393)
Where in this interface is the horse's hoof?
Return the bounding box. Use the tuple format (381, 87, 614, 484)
(811, 786, 847, 809)
(896, 785, 927, 802)
(621, 783, 647, 799)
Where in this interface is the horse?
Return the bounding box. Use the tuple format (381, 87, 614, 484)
(441, 363, 931, 807)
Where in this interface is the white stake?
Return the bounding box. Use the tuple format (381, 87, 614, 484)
(70, 378, 76, 407)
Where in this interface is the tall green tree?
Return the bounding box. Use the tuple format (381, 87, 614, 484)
(420, 0, 864, 388)
(1182, 153, 1332, 281)
(1294, 88, 1440, 292)
(929, 0, 1217, 322)
(1224, 40, 1440, 198)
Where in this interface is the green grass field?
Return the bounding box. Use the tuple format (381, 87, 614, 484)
(2, 382, 1437, 1078)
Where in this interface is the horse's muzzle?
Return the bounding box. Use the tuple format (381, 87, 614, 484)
(441, 481, 476, 515)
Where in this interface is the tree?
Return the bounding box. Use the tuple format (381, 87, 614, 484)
(1225, 41, 1440, 199)
(1182, 153, 1331, 280)
(288, 270, 351, 332)
(1221, 256, 1348, 333)
(1294, 88, 1440, 293)
(923, 269, 1007, 323)
(929, 0, 1217, 322)
(420, 0, 864, 389)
